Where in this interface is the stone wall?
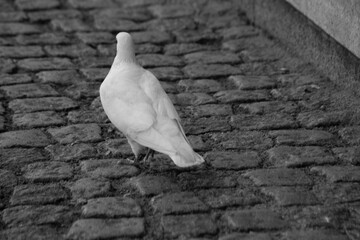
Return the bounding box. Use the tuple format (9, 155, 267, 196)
(286, 0, 360, 58)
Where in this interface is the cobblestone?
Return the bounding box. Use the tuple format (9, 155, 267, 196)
(267, 146, 336, 167)
(146, 17, 196, 31)
(244, 168, 313, 186)
(64, 82, 100, 99)
(261, 186, 319, 206)
(269, 129, 335, 146)
(339, 126, 360, 145)
(0, 0, 358, 239)
(10, 183, 68, 205)
(184, 116, 231, 134)
(228, 75, 277, 90)
(0, 73, 32, 86)
(51, 19, 90, 32)
(230, 112, 297, 130)
(164, 43, 213, 55)
(0, 58, 15, 73)
(97, 138, 133, 157)
(76, 32, 114, 44)
(46, 143, 97, 162)
(281, 229, 349, 240)
(2, 204, 72, 227)
(211, 131, 273, 150)
(48, 123, 102, 144)
(132, 31, 172, 44)
(198, 188, 261, 208)
(205, 151, 261, 170)
(13, 111, 64, 128)
(0, 129, 52, 147)
(178, 171, 238, 189)
(0, 46, 45, 58)
(0, 23, 41, 35)
(316, 183, 360, 204)
(67, 218, 145, 239)
(150, 67, 184, 81)
(0, 12, 27, 22)
(183, 63, 242, 78)
(223, 209, 288, 230)
(332, 146, 360, 165)
(235, 101, 298, 114)
(9, 97, 78, 113)
(17, 57, 74, 71)
(22, 161, 73, 182)
(44, 44, 97, 58)
(82, 197, 142, 218)
(68, 0, 115, 9)
(15, 0, 60, 10)
(297, 110, 350, 128)
(128, 175, 179, 196)
(0, 169, 17, 188)
(138, 54, 184, 67)
(151, 191, 209, 215)
(219, 232, 273, 240)
(149, 4, 194, 18)
(175, 92, 216, 105)
(0, 226, 61, 240)
(80, 159, 139, 178)
(16, 32, 71, 45)
(0, 148, 47, 168)
(71, 107, 102, 122)
(28, 9, 82, 22)
(214, 89, 271, 103)
(70, 177, 111, 200)
(161, 214, 217, 238)
(1, 83, 59, 98)
(311, 166, 360, 183)
(183, 104, 232, 117)
(178, 79, 222, 93)
(184, 51, 241, 64)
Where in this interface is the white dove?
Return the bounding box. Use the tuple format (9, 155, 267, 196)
(100, 32, 205, 168)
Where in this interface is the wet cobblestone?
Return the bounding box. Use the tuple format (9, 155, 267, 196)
(0, 0, 359, 239)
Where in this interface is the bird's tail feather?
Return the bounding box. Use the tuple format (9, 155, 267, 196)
(133, 119, 205, 167)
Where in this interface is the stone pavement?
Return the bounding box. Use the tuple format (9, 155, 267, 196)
(0, 0, 360, 239)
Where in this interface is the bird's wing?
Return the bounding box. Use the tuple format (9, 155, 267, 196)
(140, 70, 179, 119)
(139, 70, 190, 144)
(103, 90, 156, 135)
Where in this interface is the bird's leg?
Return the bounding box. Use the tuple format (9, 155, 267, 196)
(124, 137, 145, 164)
(143, 148, 155, 163)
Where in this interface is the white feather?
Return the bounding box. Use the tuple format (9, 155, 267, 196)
(100, 32, 204, 167)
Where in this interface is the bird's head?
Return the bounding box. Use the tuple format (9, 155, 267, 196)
(115, 32, 137, 64)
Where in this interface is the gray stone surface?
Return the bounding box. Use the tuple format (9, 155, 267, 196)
(80, 159, 140, 179)
(223, 209, 288, 230)
(66, 218, 145, 239)
(2, 205, 72, 227)
(82, 197, 142, 218)
(48, 124, 102, 144)
(161, 214, 217, 238)
(128, 175, 179, 196)
(10, 184, 68, 205)
(22, 161, 73, 182)
(0, 129, 52, 147)
(244, 168, 313, 186)
(267, 145, 336, 167)
(151, 191, 209, 215)
(70, 178, 111, 200)
(0, 0, 358, 239)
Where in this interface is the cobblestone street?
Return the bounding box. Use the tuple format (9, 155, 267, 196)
(1, 0, 360, 239)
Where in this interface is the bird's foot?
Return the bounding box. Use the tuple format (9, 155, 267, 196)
(143, 149, 155, 163)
